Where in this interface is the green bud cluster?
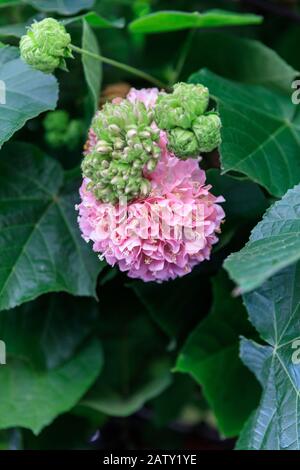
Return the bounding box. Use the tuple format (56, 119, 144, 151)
(81, 99, 161, 203)
(43, 110, 84, 150)
(155, 83, 221, 158)
(20, 18, 73, 74)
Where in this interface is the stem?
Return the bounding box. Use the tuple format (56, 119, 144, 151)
(70, 44, 168, 90)
(172, 29, 196, 85)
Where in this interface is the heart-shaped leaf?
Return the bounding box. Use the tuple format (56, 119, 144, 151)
(225, 183, 300, 293)
(183, 32, 297, 93)
(0, 142, 103, 311)
(0, 338, 102, 434)
(237, 262, 300, 450)
(175, 271, 261, 437)
(0, 46, 58, 149)
(190, 69, 300, 197)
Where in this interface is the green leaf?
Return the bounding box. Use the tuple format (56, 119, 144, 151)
(129, 9, 263, 34)
(0, 338, 102, 434)
(224, 183, 300, 293)
(0, 293, 102, 434)
(175, 271, 261, 437)
(190, 69, 300, 197)
(183, 32, 297, 93)
(0, 23, 26, 38)
(82, 19, 101, 114)
(0, 142, 103, 311)
(0, 294, 98, 369)
(0, 0, 20, 7)
(79, 283, 172, 417)
(63, 11, 124, 29)
(206, 170, 269, 252)
(237, 262, 300, 450)
(0, 46, 58, 149)
(24, 0, 95, 15)
(206, 169, 269, 221)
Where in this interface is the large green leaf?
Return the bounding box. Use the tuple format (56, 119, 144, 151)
(237, 262, 300, 450)
(0, 46, 58, 149)
(175, 271, 261, 437)
(0, 292, 102, 434)
(182, 32, 297, 93)
(0, 142, 103, 311)
(82, 19, 101, 114)
(0, 339, 102, 434)
(0, 294, 98, 369)
(207, 170, 268, 222)
(0, 23, 26, 38)
(206, 169, 269, 251)
(129, 9, 262, 34)
(0, 0, 20, 7)
(190, 69, 300, 197)
(225, 183, 300, 293)
(24, 0, 94, 15)
(79, 283, 171, 417)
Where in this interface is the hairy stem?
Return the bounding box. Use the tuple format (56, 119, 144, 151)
(70, 44, 168, 90)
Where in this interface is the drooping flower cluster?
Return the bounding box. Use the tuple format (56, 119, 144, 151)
(77, 86, 225, 282)
(81, 99, 161, 203)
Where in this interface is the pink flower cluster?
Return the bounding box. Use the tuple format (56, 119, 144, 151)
(77, 88, 225, 282)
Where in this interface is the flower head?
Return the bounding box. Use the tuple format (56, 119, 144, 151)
(77, 87, 225, 283)
(20, 18, 72, 74)
(77, 133, 224, 282)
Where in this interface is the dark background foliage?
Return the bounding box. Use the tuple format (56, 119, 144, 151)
(0, 0, 299, 450)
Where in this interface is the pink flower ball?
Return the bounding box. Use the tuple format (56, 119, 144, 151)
(77, 88, 225, 282)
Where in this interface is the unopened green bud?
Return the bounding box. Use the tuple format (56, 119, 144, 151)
(193, 113, 222, 153)
(173, 83, 209, 117)
(20, 18, 73, 74)
(168, 128, 199, 158)
(44, 110, 69, 132)
(155, 82, 209, 130)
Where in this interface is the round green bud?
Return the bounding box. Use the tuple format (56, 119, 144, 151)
(20, 18, 72, 74)
(173, 83, 209, 117)
(44, 110, 69, 132)
(168, 128, 199, 158)
(45, 130, 65, 148)
(192, 113, 222, 153)
(155, 82, 209, 130)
